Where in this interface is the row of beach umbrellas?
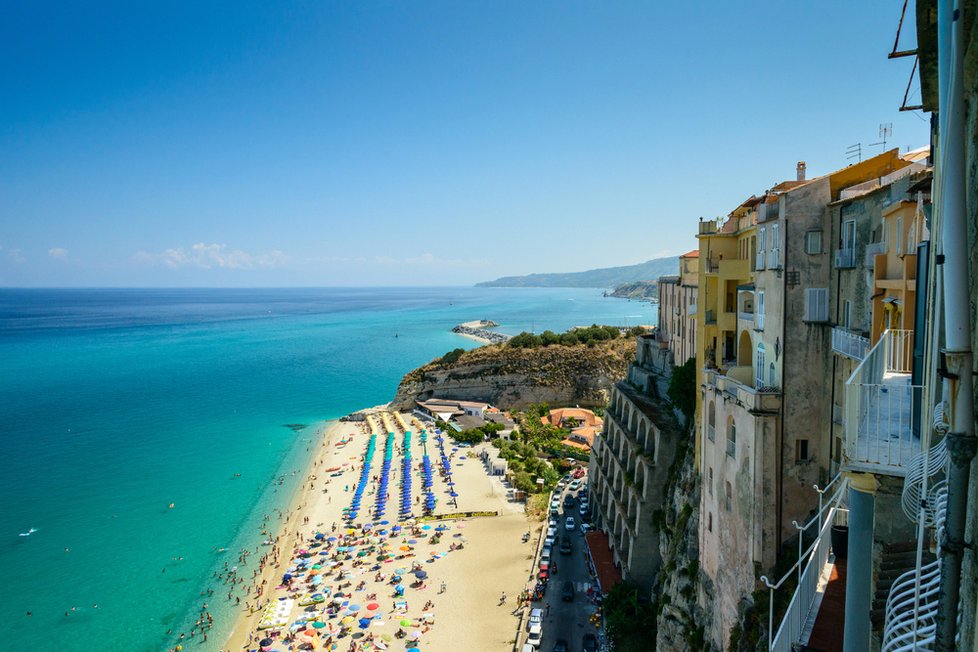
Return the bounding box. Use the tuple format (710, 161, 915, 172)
(400, 431, 413, 518)
(374, 431, 395, 519)
(346, 433, 377, 521)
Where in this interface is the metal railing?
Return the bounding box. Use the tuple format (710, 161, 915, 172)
(835, 247, 857, 269)
(865, 241, 885, 269)
(761, 477, 849, 652)
(832, 326, 870, 361)
(881, 487, 948, 652)
(845, 329, 921, 473)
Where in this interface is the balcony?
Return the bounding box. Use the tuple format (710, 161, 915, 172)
(703, 367, 782, 413)
(864, 242, 884, 269)
(831, 326, 870, 361)
(844, 329, 921, 475)
(834, 247, 856, 269)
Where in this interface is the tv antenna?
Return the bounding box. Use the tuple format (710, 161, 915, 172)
(846, 143, 862, 163)
(869, 123, 893, 152)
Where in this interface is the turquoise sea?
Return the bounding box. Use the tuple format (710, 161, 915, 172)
(0, 287, 653, 651)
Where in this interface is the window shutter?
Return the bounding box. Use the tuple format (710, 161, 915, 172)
(804, 288, 829, 322)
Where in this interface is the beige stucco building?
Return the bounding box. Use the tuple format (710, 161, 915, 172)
(656, 249, 699, 366)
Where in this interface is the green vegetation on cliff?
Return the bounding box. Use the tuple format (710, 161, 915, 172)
(609, 280, 659, 300)
(508, 324, 646, 349)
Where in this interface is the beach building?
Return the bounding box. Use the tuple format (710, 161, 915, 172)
(656, 249, 699, 366)
(696, 152, 921, 648)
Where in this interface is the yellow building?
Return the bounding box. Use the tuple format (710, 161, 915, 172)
(693, 197, 758, 465)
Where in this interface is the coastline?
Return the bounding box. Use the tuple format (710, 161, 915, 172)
(221, 408, 534, 652)
(222, 418, 354, 650)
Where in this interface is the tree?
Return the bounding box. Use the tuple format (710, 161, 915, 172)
(438, 348, 465, 364)
(667, 357, 697, 425)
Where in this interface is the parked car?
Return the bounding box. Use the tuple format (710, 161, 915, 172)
(563, 494, 575, 508)
(559, 537, 572, 555)
(565, 516, 576, 531)
(553, 640, 570, 652)
(579, 502, 589, 517)
(521, 645, 536, 652)
(580, 523, 590, 535)
(582, 633, 598, 652)
(541, 547, 552, 563)
(550, 496, 561, 509)
(527, 608, 543, 630)
(569, 479, 582, 491)
(527, 624, 543, 648)
(561, 580, 575, 602)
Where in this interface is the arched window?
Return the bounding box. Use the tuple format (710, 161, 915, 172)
(708, 401, 716, 442)
(726, 418, 736, 458)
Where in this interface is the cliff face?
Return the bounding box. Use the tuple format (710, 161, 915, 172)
(653, 428, 716, 652)
(391, 339, 635, 410)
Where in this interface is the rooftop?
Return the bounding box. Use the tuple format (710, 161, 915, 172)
(584, 530, 622, 593)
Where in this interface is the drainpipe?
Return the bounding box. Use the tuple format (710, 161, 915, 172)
(935, 0, 977, 647)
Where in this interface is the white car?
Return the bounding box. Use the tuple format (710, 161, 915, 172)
(541, 547, 552, 563)
(527, 608, 543, 630)
(569, 479, 582, 491)
(526, 624, 543, 648)
(579, 502, 589, 517)
(544, 532, 555, 548)
(565, 517, 576, 531)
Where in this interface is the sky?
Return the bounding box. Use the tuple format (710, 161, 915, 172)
(0, 1, 930, 287)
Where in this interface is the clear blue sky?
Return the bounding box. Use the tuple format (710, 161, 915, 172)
(0, 1, 929, 287)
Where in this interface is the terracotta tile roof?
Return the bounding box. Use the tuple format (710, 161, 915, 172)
(680, 249, 699, 258)
(584, 531, 622, 593)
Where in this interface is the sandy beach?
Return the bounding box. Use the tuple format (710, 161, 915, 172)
(216, 408, 536, 652)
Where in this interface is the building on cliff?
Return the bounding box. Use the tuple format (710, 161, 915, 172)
(588, 281, 687, 591)
(695, 151, 924, 649)
(765, 6, 978, 650)
(657, 249, 699, 366)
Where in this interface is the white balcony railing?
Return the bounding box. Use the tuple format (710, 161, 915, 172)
(761, 477, 848, 652)
(835, 247, 857, 269)
(881, 487, 948, 651)
(845, 329, 921, 474)
(832, 326, 870, 361)
(865, 241, 885, 269)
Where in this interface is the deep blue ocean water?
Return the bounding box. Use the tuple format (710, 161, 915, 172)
(0, 287, 653, 651)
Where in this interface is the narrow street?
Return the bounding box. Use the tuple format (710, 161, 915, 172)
(529, 479, 600, 651)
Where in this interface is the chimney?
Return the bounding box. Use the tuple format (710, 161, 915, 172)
(797, 161, 807, 182)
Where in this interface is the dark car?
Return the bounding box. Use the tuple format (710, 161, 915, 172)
(559, 537, 572, 555)
(563, 494, 575, 508)
(561, 580, 575, 602)
(582, 633, 598, 652)
(553, 640, 570, 652)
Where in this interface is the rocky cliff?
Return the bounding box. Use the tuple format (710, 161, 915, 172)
(390, 338, 635, 410)
(653, 425, 716, 651)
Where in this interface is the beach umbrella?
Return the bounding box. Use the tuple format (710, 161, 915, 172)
(260, 638, 274, 648)
(315, 533, 325, 540)
(358, 617, 372, 628)
(312, 621, 326, 629)
(411, 630, 423, 639)
(366, 602, 380, 611)
(408, 539, 418, 544)
(348, 604, 361, 612)
(341, 616, 354, 626)
(399, 619, 413, 627)
(413, 570, 428, 580)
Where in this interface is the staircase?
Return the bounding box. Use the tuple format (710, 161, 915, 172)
(872, 541, 935, 632)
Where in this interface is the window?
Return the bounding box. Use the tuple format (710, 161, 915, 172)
(756, 291, 765, 330)
(843, 300, 852, 330)
(757, 227, 767, 270)
(842, 219, 856, 252)
(708, 467, 714, 496)
(708, 512, 713, 532)
(896, 217, 903, 256)
(796, 439, 811, 463)
(724, 482, 732, 512)
(769, 362, 776, 387)
(804, 288, 829, 322)
(726, 418, 736, 458)
(707, 401, 716, 442)
(805, 230, 823, 254)
(769, 223, 781, 268)
(755, 343, 766, 388)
